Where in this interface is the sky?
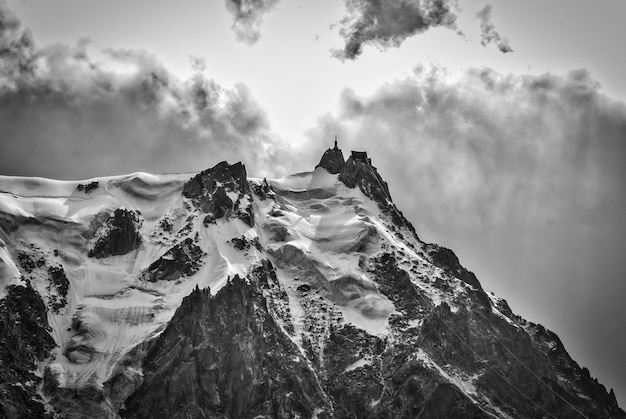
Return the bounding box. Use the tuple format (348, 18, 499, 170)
(1, 0, 625, 408)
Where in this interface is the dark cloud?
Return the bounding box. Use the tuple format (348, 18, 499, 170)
(332, 0, 460, 60)
(224, 0, 280, 44)
(307, 66, 626, 403)
(0, 1, 290, 179)
(476, 5, 513, 53)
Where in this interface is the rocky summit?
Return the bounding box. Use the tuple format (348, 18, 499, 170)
(0, 146, 623, 418)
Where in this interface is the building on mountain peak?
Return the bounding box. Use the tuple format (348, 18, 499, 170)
(316, 136, 345, 174)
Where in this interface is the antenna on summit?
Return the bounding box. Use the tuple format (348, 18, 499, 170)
(334, 135, 338, 150)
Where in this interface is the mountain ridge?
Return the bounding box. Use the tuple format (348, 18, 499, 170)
(0, 147, 622, 418)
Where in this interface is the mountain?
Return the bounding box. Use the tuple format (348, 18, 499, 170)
(0, 146, 623, 418)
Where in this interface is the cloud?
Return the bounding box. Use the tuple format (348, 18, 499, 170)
(310, 66, 626, 230)
(332, 0, 460, 60)
(224, 0, 280, 44)
(0, 1, 291, 179)
(476, 5, 513, 53)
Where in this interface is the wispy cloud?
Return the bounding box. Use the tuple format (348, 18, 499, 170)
(331, 0, 460, 60)
(224, 0, 280, 44)
(476, 5, 513, 53)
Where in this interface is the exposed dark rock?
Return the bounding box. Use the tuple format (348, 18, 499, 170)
(251, 178, 273, 200)
(140, 238, 204, 283)
(0, 284, 55, 419)
(426, 244, 480, 289)
(105, 364, 145, 412)
(230, 236, 248, 251)
(425, 243, 491, 308)
(17, 251, 39, 273)
(366, 348, 453, 419)
(158, 217, 173, 233)
(297, 283, 311, 292)
(49, 385, 113, 418)
(183, 161, 254, 227)
(123, 263, 329, 418)
(526, 322, 626, 418)
(493, 296, 514, 318)
(88, 208, 143, 258)
(322, 324, 385, 418)
(316, 144, 345, 174)
(371, 252, 432, 320)
(42, 366, 60, 397)
(77, 181, 99, 194)
(47, 265, 69, 313)
(417, 383, 489, 418)
(339, 151, 392, 204)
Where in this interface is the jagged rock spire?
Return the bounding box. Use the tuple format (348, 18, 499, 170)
(316, 136, 345, 174)
(338, 150, 392, 203)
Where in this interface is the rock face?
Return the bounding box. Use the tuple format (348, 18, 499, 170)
(140, 238, 204, 283)
(123, 262, 329, 418)
(0, 152, 624, 419)
(316, 144, 346, 174)
(183, 161, 253, 226)
(425, 243, 483, 291)
(77, 181, 99, 193)
(0, 284, 56, 418)
(88, 208, 143, 258)
(338, 151, 392, 204)
(47, 265, 69, 312)
(418, 383, 489, 419)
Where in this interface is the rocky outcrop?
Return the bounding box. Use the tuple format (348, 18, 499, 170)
(425, 243, 491, 308)
(77, 181, 99, 194)
(526, 322, 626, 418)
(140, 237, 204, 283)
(0, 284, 55, 419)
(425, 243, 481, 289)
(47, 265, 69, 312)
(338, 151, 392, 204)
(366, 251, 626, 418)
(183, 161, 254, 226)
(417, 383, 489, 419)
(322, 324, 385, 418)
(88, 208, 143, 258)
(123, 262, 330, 418)
(316, 145, 345, 174)
(371, 252, 432, 320)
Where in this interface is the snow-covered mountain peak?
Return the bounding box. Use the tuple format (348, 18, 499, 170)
(0, 151, 623, 418)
